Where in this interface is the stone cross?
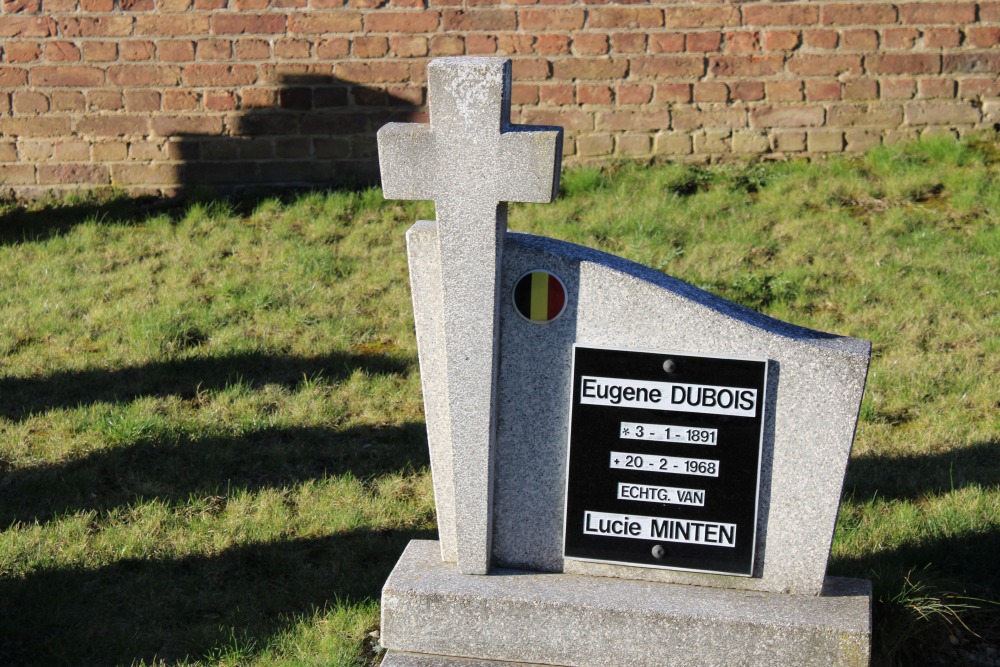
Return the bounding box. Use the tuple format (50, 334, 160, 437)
(377, 57, 563, 575)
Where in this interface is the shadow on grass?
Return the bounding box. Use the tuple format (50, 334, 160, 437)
(0, 350, 413, 422)
(0, 527, 434, 665)
(0, 422, 430, 528)
(830, 528, 1000, 667)
(844, 440, 1000, 501)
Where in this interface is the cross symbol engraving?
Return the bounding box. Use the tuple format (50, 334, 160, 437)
(378, 57, 562, 575)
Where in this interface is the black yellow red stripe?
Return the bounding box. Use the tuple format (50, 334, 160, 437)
(513, 270, 566, 323)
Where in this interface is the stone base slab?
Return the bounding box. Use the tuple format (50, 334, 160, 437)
(381, 540, 872, 667)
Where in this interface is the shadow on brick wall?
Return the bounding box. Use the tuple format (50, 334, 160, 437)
(172, 74, 425, 192)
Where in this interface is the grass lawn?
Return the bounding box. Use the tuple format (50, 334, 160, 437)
(0, 136, 997, 666)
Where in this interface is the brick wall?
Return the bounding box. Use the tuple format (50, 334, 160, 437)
(1, 1, 998, 196)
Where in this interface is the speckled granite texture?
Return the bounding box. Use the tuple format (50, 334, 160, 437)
(380, 540, 872, 667)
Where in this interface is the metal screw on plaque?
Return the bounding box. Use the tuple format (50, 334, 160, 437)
(651, 545, 666, 559)
(662, 359, 677, 373)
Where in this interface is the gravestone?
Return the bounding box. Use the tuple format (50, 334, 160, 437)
(377, 56, 872, 667)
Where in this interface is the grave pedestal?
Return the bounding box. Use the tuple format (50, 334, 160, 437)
(380, 540, 871, 667)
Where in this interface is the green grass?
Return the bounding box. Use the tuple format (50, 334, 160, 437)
(1, 135, 997, 666)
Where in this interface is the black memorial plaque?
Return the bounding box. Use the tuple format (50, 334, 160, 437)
(563, 345, 767, 576)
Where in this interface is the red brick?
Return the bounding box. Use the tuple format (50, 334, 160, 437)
(572, 33, 608, 55)
(805, 79, 841, 101)
(650, 33, 684, 53)
(967, 28, 1000, 49)
(369, 10, 442, 32)
(53, 141, 90, 161)
(596, 109, 669, 131)
(466, 34, 497, 53)
(497, 32, 536, 55)
(44, 42, 81, 62)
(112, 164, 180, 186)
(663, 5, 736, 29)
(842, 29, 878, 50)
(511, 83, 538, 104)
(276, 37, 310, 58)
(87, 91, 123, 111)
(766, 80, 803, 102)
(0, 164, 36, 185)
(982, 2, 1000, 22)
(442, 9, 513, 31)
(0, 66, 27, 89)
(519, 8, 584, 30)
(616, 134, 650, 157)
(121, 40, 156, 61)
(693, 81, 728, 102)
(288, 12, 362, 33)
(390, 35, 428, 57)
(578, 83, 612, 104)
(843, 78, 878, 100)
(827, 103, 902, 127)
(616, 82, 652, 104)
(0, 16, 56, 37)
(124, 89, 161, 111)
(353, 35, 388, 57)
(611, 32, 646, 53)
(110, 65, 182, 86)
(31, 65, 104, 87)
(38, 164, 109, 185)
(731, 81, 765, 101)
(151, 115, 225, 136)
(12, 90, 46, 112)
(233, 0, 268, 7)
(3, 0, 41, 12)
(589, 7, 663, 29)
(787, 54, 862, 76)
(742, 4, 818, 26)
(552, 56, 627, 80)
(881, 79, 916, 100)
(725, 31, 761, 53)
(899, 3, 976, 25)
(904, 101, 979, 125)
(4, 42, 41, 62)
(943, 52, 1000, 74)
(539, 82, 573, 104)
(709, 55, 783, 77)
(429, 34, 464, 56)
(0, 117, 72, 136)
(750, 106, 825, 128)
(77, 116, 149, 136)
(882, 28, 920, 50)
(316, 37, 350, 58)
(959, 78, 1000, 98)
(50, 91, 85, 111)
(764, 30, 800, 52)
(867, 53, 940, 75)
(519, 109, 592, 131)
(631, 55, 705, 79)
(60, 17, 134, 37)
(213, 14, 287, 34)
(136, 15, 210, 35)
(335, 61, 411, 83)
(233, 38, 270, 59)
(159, 0, 192, 9)
(685, 31, 722, 53)
(511, 58, 549, 80)
(923, 28, 962, 49)
(802, 29, 838, 49)
(672, 107, 745, 130)
(821, 4, 896, 26)
(536, 34, 571, 55)
(653, 82, 691, 103)
(82, 41, 118, 62)
(917, 78, 956, 99)
(182, 64, 258, 86)
(163, 90, 199, 110)
(120, 0, 154, 10)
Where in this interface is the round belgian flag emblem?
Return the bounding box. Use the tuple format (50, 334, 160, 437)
(513, 270, 567, 324)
